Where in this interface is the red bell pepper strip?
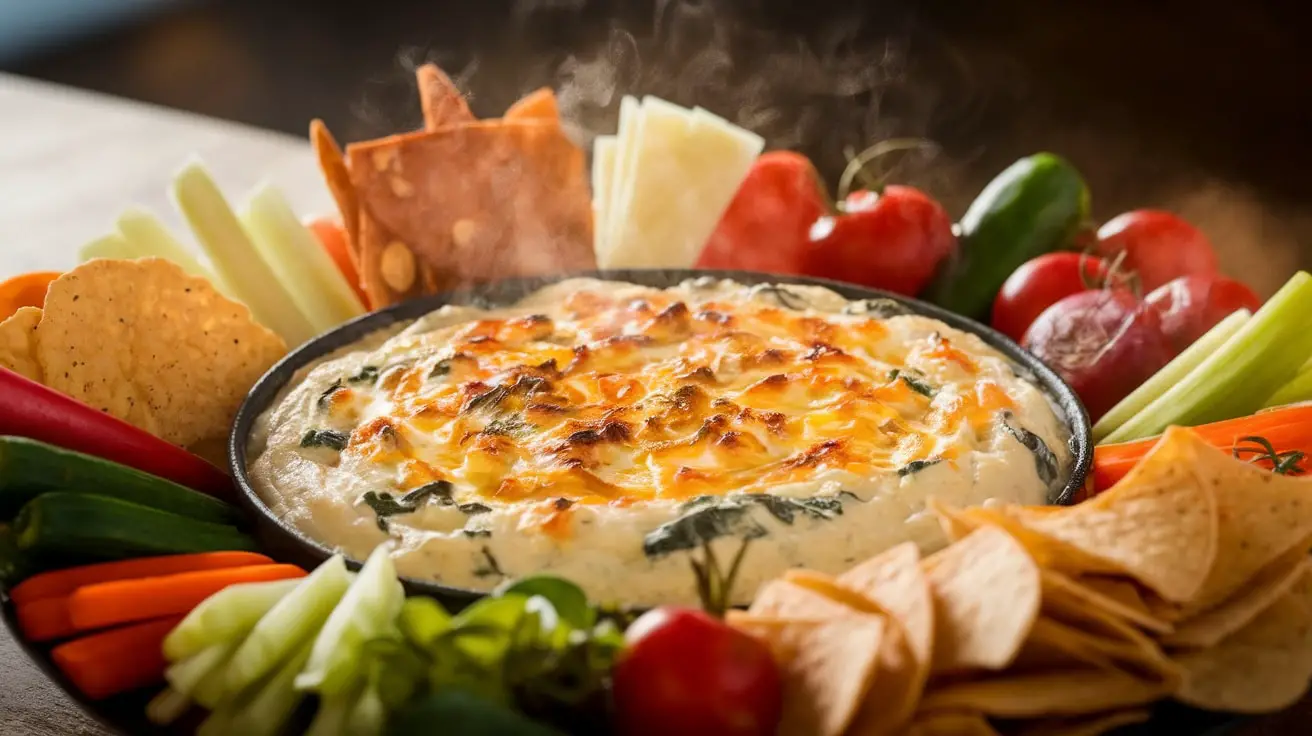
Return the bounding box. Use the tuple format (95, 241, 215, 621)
(0, 367, 232, 498)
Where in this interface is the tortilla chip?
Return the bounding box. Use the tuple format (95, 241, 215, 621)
(1177, 433, 1312, 610)
(748, 579, 857, 619)
(1173, 566, 1312, 713)
(1000, 428, 1219, 603)
(929, 501, 1122, 577)
(415, 63, 474, 131)
(505, 87, 560, 121)
(846, 620, 921, 736)
(918, 669, 1170, 718)
(784, 569, 886, 615)
(1017, 617, 1181, 685)
(1165, 551, 1311, 648)
(310, 119, 360, 270)
(348, 121, 595, 307)
(732, 616, 886, 736)
(903, 711, 999, 735)
(838, 542, 935, 667)
(1011, 708, 1151, 736)
(1041, 571, 1172, 635)
(921, 526, 1042, 673)
(36, 259, 286, 446)
(0, 306, 43, 382)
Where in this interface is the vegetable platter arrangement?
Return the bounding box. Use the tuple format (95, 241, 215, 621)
(2, 61, 1312, 736)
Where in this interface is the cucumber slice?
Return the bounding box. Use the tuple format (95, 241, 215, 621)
(1093, 309, 1250, 442)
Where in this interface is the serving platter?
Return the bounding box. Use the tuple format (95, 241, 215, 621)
(2, 269, 1248, 736)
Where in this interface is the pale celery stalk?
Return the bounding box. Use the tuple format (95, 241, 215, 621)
(115, 208, 232, 296)
(78, 232, 136, 262)
(241, 184, 365, 332)
(145, 687, 192, 725)
(1264, 364, 1312, 408)
(165, 641, 237, 694)
(224, 555, 352, 693)
(1105, 271, 1312, 442)
(1093, 309, 1250, 442)
(295, 544, 405, 696)
(227, 640, 315, 736)
(172, 162, 317, 345)
(164, 577, 303, 661)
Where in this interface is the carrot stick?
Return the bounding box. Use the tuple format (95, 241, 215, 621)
(16, 596, 74, 643)
(1092, 409, 1312, 491)
(68, 563, 305, 632)
(10, 551, 274, 606)
(52, 616, 184, 700)
(0, 271, 60, 320)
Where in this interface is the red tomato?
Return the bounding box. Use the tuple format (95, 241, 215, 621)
(802, 186, 956, 296)
(991, 253, 1110, 343)
(696, 151, 828, 274)
(1094, 210, 1219, 290)
(1023, 289, 1173, 423)
(306, 216, 368, 305)
(612, 607, 782, 736)
(1146, 274, 1262, 351)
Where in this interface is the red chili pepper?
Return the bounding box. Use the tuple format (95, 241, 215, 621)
(0, 367, 232, 498)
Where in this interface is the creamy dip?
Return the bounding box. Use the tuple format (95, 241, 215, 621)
(247, 278, 1071, 606)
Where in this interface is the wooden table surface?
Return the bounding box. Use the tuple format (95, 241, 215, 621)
(0, 71, 1307, 735)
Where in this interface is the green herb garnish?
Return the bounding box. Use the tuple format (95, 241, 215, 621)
(889, 369, 936, 397)
(360, 481, 456, 531)
(898, 458, 942, 477)
(347, 365, 381, 384)
(301, 429, 349, 451)
(316, 379, 343, 410)
(1233, 435, 1307, 475)
(429, 358, 453, 378)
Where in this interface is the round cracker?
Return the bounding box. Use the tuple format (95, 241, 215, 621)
(37, 258, 286, 446)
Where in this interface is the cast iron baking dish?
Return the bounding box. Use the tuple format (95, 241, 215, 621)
(228, 269, 1093, 609)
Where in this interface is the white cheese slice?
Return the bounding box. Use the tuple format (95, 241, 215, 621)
(599, 95, 643, 266)
(591, 135, 616, 262)
(604, 98, 765, 269)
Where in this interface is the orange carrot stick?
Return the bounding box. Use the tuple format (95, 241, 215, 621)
(1096, 404, 1312, 464)
(68, 563, 305, 632)
(52, 616, 184, 700)
(16, 596, 74, 643)
(10, 551, 274, 606)
(0, 271, 60, 320)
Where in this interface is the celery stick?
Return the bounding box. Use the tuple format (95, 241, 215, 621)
(228, 640, 315, 736)
(1093, 309, 1250, 442)
(78, 233, 136, 262)
(146, 687, 192, 725)
(242, 184, 365, 331)
(1264, 365, 1312, 408)
(165, 641, 237, 695)
(225, 555, 352, 693)
(304, 690, 355, 736)
(115, 208, 232, 296)
(172, 162, 318, 345)
(196, 701, 238, 736)
(164, 577, 303, 661)
(192, 647, 238, 710)
(1105, 272, 1312, 442)
(345, 683, 388, 736)
(295, 544, 405, 696)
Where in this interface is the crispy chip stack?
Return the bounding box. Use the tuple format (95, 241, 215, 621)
(729, 427, 1312, 735)
(311, 64, 596, 310)
(0, 259, 286, 452)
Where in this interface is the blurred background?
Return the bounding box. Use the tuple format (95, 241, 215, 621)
(1, 0, 1308, 294)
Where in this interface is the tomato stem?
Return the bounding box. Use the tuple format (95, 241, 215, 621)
(837, 138, 941, 206)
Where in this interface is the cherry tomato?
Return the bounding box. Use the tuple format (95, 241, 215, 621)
(991, 253, 1110, 343)
(1023, 289, 1173, 423)
(696, 151, 828, 274)
(803, 185, 956, 296)
(1146, 274, 1262, 351)
(1094, 210, 1219, 291)
(612, 607, 782, 736)
(306, 216, 368, 305)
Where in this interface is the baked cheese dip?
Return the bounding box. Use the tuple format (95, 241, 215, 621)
(247, 278, 1072, 606)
